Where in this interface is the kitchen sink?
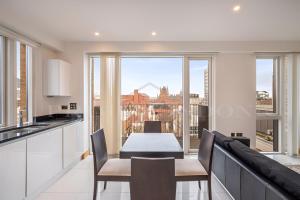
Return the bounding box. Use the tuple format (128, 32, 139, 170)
(0, 124, 50, 140)
(27, 124, 50, 128)
(0, 124, 49, 134)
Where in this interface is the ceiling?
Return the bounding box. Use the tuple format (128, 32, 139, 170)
(1, 0, 300, 49)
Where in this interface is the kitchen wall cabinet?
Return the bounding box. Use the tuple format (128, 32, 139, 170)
(0, 140, 26, 200)
(44, 59, 71, 97)
(27, 128, 62, 196)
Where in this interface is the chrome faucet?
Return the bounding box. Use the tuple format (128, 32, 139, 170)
(18, 110, 23, 127)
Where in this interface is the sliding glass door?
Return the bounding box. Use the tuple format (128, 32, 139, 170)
(188, 58, 211, 150)
(89, 54, 212, 152)
(121, 57, 183, 145)
(256, 57, 280, 152)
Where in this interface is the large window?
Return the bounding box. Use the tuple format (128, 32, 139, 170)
(0, 36, 4, 127)
(189, 59, 210, 150)
(256, 57, 280, 152)
(16, 41, 32, 124)
(121, 57, 183, 145)
(89, 54, 212, 151)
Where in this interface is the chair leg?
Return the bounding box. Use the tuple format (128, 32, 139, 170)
(104, 181, 107, 190)
(208, 178, 212, 200)
(198, 181, 201, 190)
(93, 180, 98, 200)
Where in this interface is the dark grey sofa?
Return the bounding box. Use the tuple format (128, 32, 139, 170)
(212, 131, 300, 200)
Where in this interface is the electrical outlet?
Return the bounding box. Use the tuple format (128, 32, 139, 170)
(61, 105, 68, 110)
(70, 103, 77, 110)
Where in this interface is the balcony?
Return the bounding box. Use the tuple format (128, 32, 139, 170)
(92, 103, 209, 150)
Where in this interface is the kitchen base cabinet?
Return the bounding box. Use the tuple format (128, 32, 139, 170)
(27, 128, 63, 196)
(63, 122, 84, 168)
(0, 140, 26, 200)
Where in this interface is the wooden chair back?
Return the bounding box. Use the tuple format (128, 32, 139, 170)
(90, 129, 108, 175)
(144, 121, 162, 133)
(198, 129, 215, 174)
(130, 157, 176, 200)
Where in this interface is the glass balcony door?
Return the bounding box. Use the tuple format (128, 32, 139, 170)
(120, 57, 183, 145)
(188, 58, 211, 151)
(256, 57, 280, 152)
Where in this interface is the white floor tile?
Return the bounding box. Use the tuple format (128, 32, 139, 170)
(37, 156, 233, 200)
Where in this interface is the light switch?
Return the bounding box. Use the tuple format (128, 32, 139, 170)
(70, 103, 77, 110)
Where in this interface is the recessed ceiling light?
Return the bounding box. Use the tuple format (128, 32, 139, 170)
(151, 31, 157, 36)
(233, 5, 241, 12)
(232, 5, 241, 12)
(94, 32, 100, 36)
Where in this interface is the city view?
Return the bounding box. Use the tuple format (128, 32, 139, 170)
(92, 57, 209, 149)
(256, 58, 277, 152)
(120, 58, 209, 149)
(91, 57, 276, 152)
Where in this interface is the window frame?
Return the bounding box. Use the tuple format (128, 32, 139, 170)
(119, 54, 213, 153)
(185, 56, 213, 152)
(15, 41, 33, 124)
(256, 56, 280, 119)
(0, 36, 5, 127)
(256, 55, 282, 152)
(119, 55, 184, 138)
(88, 53, 215, 154)
(89, 55, 101, 132)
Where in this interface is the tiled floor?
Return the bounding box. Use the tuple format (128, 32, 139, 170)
(37, 156, 233, 200)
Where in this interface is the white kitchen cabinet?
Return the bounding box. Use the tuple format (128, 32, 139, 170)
(0, 140, 26, 200)
(63, 122, 84, 168)
(44, 59, 71, 97)
(27, 128, 63, 196)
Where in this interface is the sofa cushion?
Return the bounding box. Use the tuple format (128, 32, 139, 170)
(229, 140, 300, 199)
(212, 131, 233, 150)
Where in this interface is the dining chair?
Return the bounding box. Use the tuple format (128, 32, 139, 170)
(144, 120, 162, 133)
(90, 129, 131, 200)
(175, 129, 215, 200)
(130, 157, 176, 200)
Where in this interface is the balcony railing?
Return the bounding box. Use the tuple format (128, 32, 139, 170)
(121, 103, 183, 138)
(92, 103, 209, 148)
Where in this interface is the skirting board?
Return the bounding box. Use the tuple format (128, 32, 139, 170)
(82, 150, 90, 160)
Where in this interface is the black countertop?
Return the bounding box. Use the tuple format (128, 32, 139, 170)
(0, 114, 83, 145)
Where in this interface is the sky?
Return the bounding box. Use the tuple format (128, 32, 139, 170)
(121, 57, 182, 97)
(256, 59, 274, 97)
(93, 57, 273, 98)
(121, 57, 208, 97)
(93, 57, 101, 96)
(94, 57, 208, 97)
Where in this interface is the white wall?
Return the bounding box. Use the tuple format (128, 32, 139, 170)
(214, 53, 256, 147)
(32, 46, 83, 117)
(32, 46, 61, 116)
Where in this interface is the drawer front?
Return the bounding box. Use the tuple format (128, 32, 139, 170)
(0, 140, 26, 200)
(27, 128, 63, 195)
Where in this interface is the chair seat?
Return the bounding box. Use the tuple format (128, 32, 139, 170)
(97, 158, 131, 181)
(175, 159, 208, 181)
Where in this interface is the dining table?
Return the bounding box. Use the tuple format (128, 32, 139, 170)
(119, 133, 184, 159)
